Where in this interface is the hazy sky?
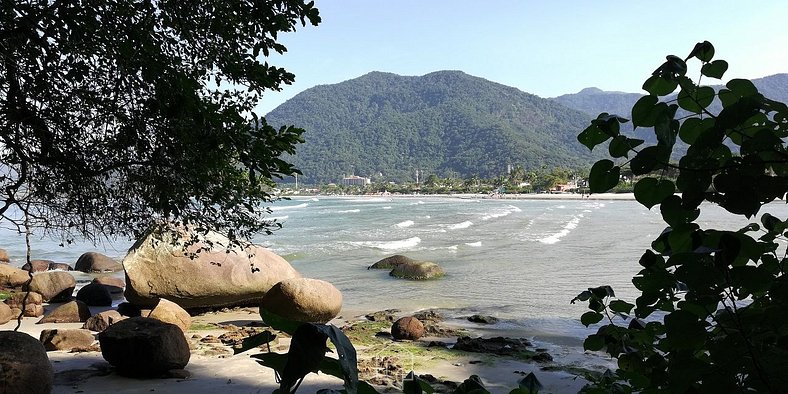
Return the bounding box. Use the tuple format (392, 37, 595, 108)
(256, 1, 788, 115)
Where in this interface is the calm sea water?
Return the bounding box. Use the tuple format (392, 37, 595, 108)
(2, 196, 786, 353)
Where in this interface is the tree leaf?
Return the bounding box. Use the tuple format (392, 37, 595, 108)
(584, 334, 605, 351)
(634, 177, 675, 209)
(233, 330, 277, 355)
(260, 308, 302, 335)
(701, 60, 728, 79)
(314, 324, 360, 394)
(686, 41, 714, 62)
(581, 311, 604, 327)
(631, 96, 662, 128)
(609, 300, 635, 314)
(517, 372, 544, 394)
(588, 160, 620, 193)
(643, 75, 678, 96)
(630, 146, 669, 175)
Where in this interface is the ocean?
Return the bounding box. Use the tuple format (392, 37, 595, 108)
(2, 195, 785, 361)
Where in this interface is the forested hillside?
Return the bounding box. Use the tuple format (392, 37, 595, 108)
(265, 71, 598, 184)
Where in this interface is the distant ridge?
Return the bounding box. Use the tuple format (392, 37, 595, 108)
(265, 70, 601, 184)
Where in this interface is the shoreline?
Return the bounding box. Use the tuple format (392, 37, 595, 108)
(289, 192, 636, 201)
(1, 305, 598, 393)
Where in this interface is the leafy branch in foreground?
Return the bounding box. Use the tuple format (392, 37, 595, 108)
(575, 41, 788, 392)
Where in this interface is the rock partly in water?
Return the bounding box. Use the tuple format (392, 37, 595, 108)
(260, 278, 342, 323)
(27, 271, 76, 301)
(123, 225, 301, 310)
(38, 300, 92, 324)
(83, 310, 126, 332)
(467, 314, 499, 324)
(0, 331, 54, 394)
(147, 298, 191, 333)
(92, 276, 125, 294)
(75, 252, 122, 273)
(389, 261, 445, 280)
(21, 259, 53, 273)
(391, 316, 425, 340)
(365, 309, 401, 322)
(452, 336, 534, 356)
(0, 264, 30, 288)
(40, 328, 96, 351)
(48, 262, 74, 271)
(368, 255, 416, 269)
(98, 317, 190, 377)
(76, 282, 113, 306)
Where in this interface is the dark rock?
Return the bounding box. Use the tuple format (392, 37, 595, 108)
(92, 276, 125, 294)
(0, 331, 54, 393)
(364, 309, 400, 322)
(83, 310, 125, 332)
(116, 302, 142, 317)
(75, 252, 122, 273)
(27, 271, 76, 301)
(368, 254, 415, 269)
(452, 336, 532, 355)
(40, 328, 96, 351)
(76, 282, 113, 306)
(413, 310, 443, 322)
(21, 259, 53, 273)
(467, 314, 499, 324)
(391, 316, 425, 340)
(98, 317, 190, 377)
(532, 352, 553, 362)
(48, 262, 74, 271)
(390, 261, 445, 280)
(38, 300, 92, 324)
(427, 341, 448, 348)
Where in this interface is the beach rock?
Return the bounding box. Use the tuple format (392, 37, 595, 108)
(260, 278, 342, 323)
(0, 248, 9, 263)
(0, 331, 54, 394)
(21, 259, 53, 273)
(0, 264, 30, 288)
(76, 282, 113, 306)
(452, 336, 532, 356)
(98, 317, 190, 377)
(75, 252, 122, 273)
(116, 302, 142, 317)
(369, 254, 415, 269)
(27, 271, 76, 301)
(37, 300, 91, 324)
(6, 291, 45, 317)
(83, 310, 126, 332)
(391, 316, 425, 340)
(0, 301, 13, 324)
(39, 328, 96, 351)
(389, 261, 445, 280)
(413, 310, 443, 322)
(365, 309, 401, 322)
(148, 298, 191, 332)
(92, 276, 125, 294)
(123, 226, 301, 309)
(48, 262, 74, 271)
(467, 314, 499, 324)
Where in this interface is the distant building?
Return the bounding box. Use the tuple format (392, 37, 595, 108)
(341, 175, 371, 186)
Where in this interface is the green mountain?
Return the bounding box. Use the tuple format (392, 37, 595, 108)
(265, 71, 598, 184)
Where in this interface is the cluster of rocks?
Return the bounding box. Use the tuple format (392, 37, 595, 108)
(368, 254, 445, 280)
(1, 226, 346, 391)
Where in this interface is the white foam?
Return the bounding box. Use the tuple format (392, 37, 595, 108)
(465, 241, 482, 247)
(337, 209, 361, 213)
(310, 198, 320, 202)
(270, 203, 308, 211)
(448, 221, 473, 230)
(410, 201, 425, 205)
(538, 216, 582, 244)
(395, 220, 415, 228)
(354, 236, 422, 251)
(382, 206, 392, 210)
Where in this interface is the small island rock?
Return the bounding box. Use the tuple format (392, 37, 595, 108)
(390, 261, 445, 280)
(369, 255, 416, 269)
(75, 252, 122, 273)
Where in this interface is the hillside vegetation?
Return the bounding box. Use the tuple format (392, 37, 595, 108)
(265, 71, 599, 184)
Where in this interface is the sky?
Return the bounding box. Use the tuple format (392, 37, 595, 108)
(256, 1, 788, 115)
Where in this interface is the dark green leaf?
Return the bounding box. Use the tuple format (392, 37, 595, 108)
(581, 311, 604, 327)
(584, 334, 605, 351)
(631, 96, 661, 128)
(643, 75, 678, 96)
(630, 146, 669, 175)
(279, 323, 329, 393)
(403, 371, 435, 394)
(663, 310, 706, 349)
(578, 124, 611, 151)
(233, 330, 276, 355)
(679, 117, 715, 145)
(701, 60, 728, 79)
(517, 372, 544, 394)
(315, 324, 359, 394)
(260, 308, 302, 335)
(634, 177, 675, 209)
(726, 78, 758, 97)
(609, 136, 643, 158)
(571, 290, 593, 304)
(609, 300, 635, 314)
(660, 195, 700, 227)
(252, 351, 289, 373)
(589, 160, 620, 193)
(686, 41, 714, 62)
(455, 375, 490, 394)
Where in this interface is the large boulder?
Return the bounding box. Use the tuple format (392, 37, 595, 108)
(83, 310, 126, 332)
(0, 331, 54, 394)
(390, 261, 445, 280)
(147, 298, 191, 332)
(368, 254, 415, 269)
(48, 262, 74, 271)
(0, 301, 13, 324)
(75, 252, 122, 273)
(98, 317, 190, 377)
(76, 282, 113, 306)
(21, 259, 53, 273)
(0, 264, 29, 288)
(27, 271, 76, 301)
(260, 278, 342, 323)
(391, 316, 425, 340)
(6, 291, 44, 318)
(37, 300, 92, 324)
(123, 226, 301, 309)
(39, 328, 96, 351)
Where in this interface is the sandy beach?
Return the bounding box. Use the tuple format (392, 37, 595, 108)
(1, 305, 593, 393)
